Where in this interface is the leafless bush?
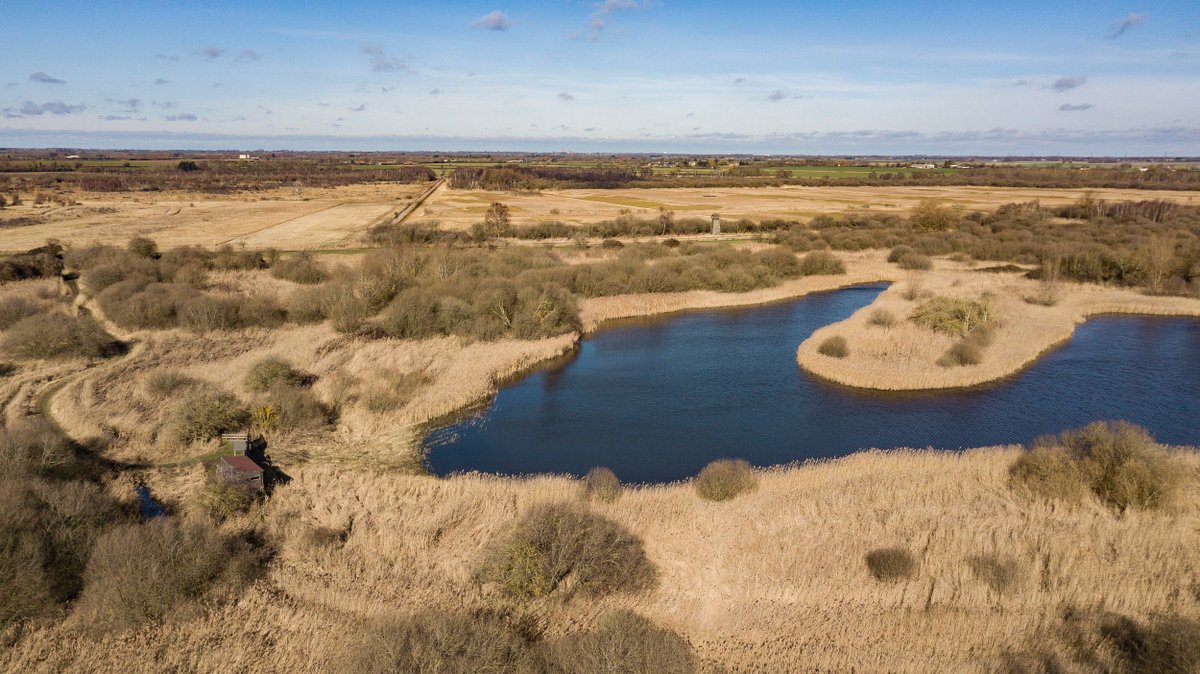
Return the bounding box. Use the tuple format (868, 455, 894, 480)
(818, 335, 849, 359)
(694, 458, 758, 502)
(170, 389, 249, 443)
(579, 467, 622, 503)
(2, 314, 121, 360)
(1009, 421, 1179, 512)
(477, 503, 656, 600)
(75, 518, 262, 632)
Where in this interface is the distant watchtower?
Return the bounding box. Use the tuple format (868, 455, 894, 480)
(711, 213, 721, 235)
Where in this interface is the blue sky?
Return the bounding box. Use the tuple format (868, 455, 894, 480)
(1, 1, 1197, 154)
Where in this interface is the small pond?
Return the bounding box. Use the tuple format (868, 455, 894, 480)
(425, 284, 1200, 483)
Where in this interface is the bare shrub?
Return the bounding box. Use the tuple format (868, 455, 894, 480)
(544, 610, 698, 674)
(244, 357, 305, 392)
(896, 252, 933, 270)
(1007, 446, 1088, 504)
(345, 610, 538, 674)
(0, 417, 79, 481)
(911, 296, 991, 337)
(937, 340, 983, 367)
(1011, 421, 1178, 512)
(865, 547, 917, 582)
(579, 467, 622, 503)
(818, 335, 849, 358)
(127, 236, 159, 259)
(270, 253, 326, 284)
(192, 478, 257, 522)
(909, 199, 959, 231)
(477, 503, 656, 600)
(144, 370, 202, 397)
(798, 250, 845, 275)
(0, 296, 43, 330)
(170, 389, 249, 443)
(0, 478, 124, 628)
(178, 295, 241, 332)
(867, 308, 897, 328)
(969, 554, 1024, 594)
(75, 518, 261, 632)
(887, 244, 916, 263)
(2, 314, 121, 360)
(694, 458, 757, 502)
(260, 383, 334, 432)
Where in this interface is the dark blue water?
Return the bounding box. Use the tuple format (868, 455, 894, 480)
(136, 485, 166, 518)
(425, 284, 1200, 483)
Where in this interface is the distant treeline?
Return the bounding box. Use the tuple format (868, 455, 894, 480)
(0, 161, 436, 193)
(448, 165, 1200, 191)
(448, 166, 648, 190)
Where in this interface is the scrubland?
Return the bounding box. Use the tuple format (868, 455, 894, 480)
(0, 191, 1198, 672)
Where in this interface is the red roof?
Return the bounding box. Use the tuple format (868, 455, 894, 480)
(220, 455, 263, 473)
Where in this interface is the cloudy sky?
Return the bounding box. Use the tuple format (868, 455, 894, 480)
(1, 0, 1198, 154)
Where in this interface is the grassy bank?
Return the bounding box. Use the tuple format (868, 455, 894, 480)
(797, 257, 1200, 390)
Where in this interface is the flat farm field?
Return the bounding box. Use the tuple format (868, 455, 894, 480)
(0, 182, 428, 252)
(421, 185, 1200, 229)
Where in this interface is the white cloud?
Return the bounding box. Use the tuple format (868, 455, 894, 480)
(473, 11, 513, 31)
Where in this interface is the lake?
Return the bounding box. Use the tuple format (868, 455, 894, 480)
(425, 284, 1200, 483)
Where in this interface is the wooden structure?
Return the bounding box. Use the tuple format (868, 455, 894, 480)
(218, 455, 264, 493)
(221, 431, 251, 456)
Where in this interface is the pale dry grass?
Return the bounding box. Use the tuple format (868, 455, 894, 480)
(2, 448, 1197, 673)
(0, 182, 426, 251)
(798, 262, 1200, 390)
(421, 185, 1200, 230)
(9, 252, 1200, 673)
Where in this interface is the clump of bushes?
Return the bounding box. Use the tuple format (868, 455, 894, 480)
(2, 313, 122, 360)
(896, 252, 933, 270)
(818, 335, 849, 358)
(0, 296, 42, 329)
(347, 610, 540, 674)
(543, 610, 698, 674)
(270, 253, 326, 284)
(798, 250, 846, 275)
(256, 382, 334, 432)
(1009, 421, 1179, 512)
(170, 389, 249, 443)
(694, 458, 757, 501)
(477, 503, 656, 600)
(345, 609, 698, 674)
(888, 244, 934, 270)
(579, 467, 622, 503)
(910, 296, 991, 337)
(887, 244, 916, 263)
(937, 339, 984, 367)
(244, 357, 306, 392)
(144, 370, 202, 397)
(865, 547, 917, 581)
(74, 518, 262, 632)
(192, 477, 258, 522)
(867, 308, 897, 327)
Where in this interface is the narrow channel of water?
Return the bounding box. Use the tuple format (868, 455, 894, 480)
(425, 284, 1200, 483)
